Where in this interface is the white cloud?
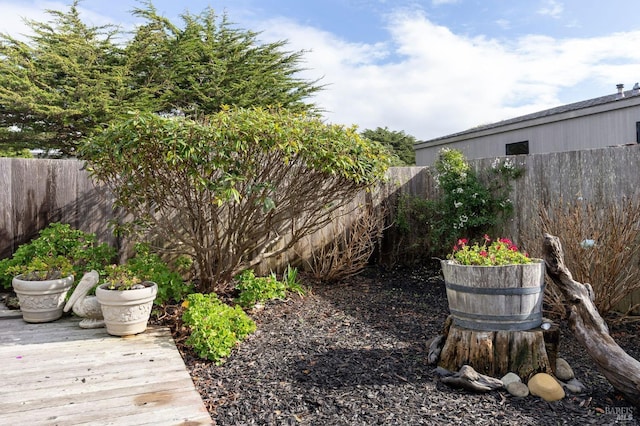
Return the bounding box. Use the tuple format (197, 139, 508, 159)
(0, 1, 128, 40)
(260, 10, 640, 140)
(0, 1, 64, 38)
(431, 0, 459, 5)
(537, 0, 564, 19)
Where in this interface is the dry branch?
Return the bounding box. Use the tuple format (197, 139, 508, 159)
(543, 233, 640, 406)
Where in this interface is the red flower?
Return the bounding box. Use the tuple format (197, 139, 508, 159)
(457, 238, 468, 246)
(480, 250, 488, 257)
(483, 234, 491, 243)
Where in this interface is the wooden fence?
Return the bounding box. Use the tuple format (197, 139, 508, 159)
(2, 145, 639, 308)
(0, 158, 118, 260)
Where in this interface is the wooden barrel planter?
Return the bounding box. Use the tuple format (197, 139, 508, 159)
(437, 259, 557, 379)
(441, 259, 545, 331)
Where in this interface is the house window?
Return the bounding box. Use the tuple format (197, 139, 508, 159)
(636, 122, 640, 143)
(506, 141, 529, 155)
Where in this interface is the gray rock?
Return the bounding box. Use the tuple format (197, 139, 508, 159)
(433, 366, 453, 377)
(501, 372, 521, 387)
(506, 381, 530, 398)
(555, 357, 575, 381)
(426, 335, 444, 365)
(562, 378, 587, 394)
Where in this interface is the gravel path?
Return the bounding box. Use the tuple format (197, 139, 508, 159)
(176, 265, 640, 425)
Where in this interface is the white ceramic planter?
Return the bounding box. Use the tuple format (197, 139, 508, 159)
(12, 274, 74, 323)
(96, 282, 158, 336)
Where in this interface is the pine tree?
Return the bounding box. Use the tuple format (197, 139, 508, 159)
(0, 1, 126, 155)
(0, 1, 323, 155)
(126, 5, 323, 116)
(361, 127, 417, 166)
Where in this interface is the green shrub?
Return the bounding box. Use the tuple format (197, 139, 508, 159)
(430, 148, 522, 255)
(0, 148, 33, 158)
(81, 109, 390, 294)
(121, 243, 194, 305)
(0, 222, 116, 289)
(234, 266, 304, 308)
(182, 293, 256, 364)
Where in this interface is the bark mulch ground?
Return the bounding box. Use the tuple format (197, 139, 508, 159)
(172, 265, 640, 426)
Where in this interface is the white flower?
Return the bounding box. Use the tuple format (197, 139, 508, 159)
(454, 201, 463, 208)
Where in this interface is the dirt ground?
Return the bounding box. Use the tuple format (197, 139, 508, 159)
(171, 265, 639, 425)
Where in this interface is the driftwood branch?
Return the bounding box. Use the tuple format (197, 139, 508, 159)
(543, 233, 640, 406)
(441, 365, 503, 392)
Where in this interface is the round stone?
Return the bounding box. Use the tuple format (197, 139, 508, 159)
(528, 373, 565, 402)
(555, 358, 575, 381)
(501, 372, 521, 387)
(506, 381, 529, 398)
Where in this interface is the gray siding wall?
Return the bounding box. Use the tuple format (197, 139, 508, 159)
(415, 97, 640, 166)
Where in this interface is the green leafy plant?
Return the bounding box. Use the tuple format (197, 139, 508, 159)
(234, 267, 304, 308)
(182, 293, 256, 364)
(430, 148, 523, 255)
(0, 148, 33, 158)
(0, 222, 116, 289)
(121, 243, 194, 304)
(102, 264, 143, 290)
(81, 109, 390, 294)
(99, 244, 193, 303)
(7, 254, 74, 280)
(448, 235, 532, 266)
(282, 265, 305, 295)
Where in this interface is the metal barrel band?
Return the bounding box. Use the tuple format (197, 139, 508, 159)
(449, 308, 542, 322)
(445, 281, 544, 295)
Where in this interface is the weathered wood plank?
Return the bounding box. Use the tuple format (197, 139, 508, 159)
(0, 317, 213, 425)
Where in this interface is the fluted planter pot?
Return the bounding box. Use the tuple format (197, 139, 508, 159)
(96, 282, 157, 336)
(12, 274, 74, 323)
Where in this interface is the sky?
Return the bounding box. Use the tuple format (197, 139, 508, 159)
(1, 0, 639, 141)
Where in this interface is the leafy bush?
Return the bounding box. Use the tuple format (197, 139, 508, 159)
(0, 148, 33, 158)
(234, 266, 304, 308)
(120, 243, 194, 304)
(182, 293, 256, 364)
(429, 148, 522, 255)
(0, 222, 116, 289)
(81, 108, 391, 294)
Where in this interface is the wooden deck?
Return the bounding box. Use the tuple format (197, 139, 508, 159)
(0, 307, 213, 426)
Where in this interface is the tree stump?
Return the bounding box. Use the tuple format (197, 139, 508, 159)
(438, 317, 559, 380)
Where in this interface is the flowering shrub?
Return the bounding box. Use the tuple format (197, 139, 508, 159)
(430, 148, 523, 255)
(448, 235, 532, 266)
